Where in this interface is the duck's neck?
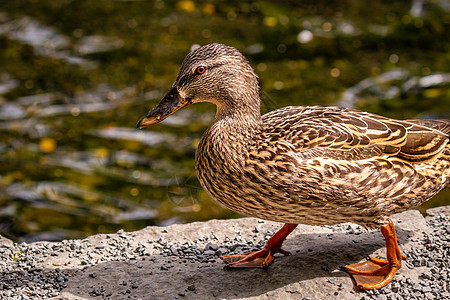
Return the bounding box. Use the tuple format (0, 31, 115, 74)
(197, 68, 263, 168)
(195, 96, 262, 205)
(197, 94, 262, 170)
(213, 94, 263, 138)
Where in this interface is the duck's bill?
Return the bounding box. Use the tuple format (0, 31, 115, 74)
(137, 88, 192, 128)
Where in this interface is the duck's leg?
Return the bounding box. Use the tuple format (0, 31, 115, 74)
(220, 223, 297, 269)
(341, 219, 406, 291)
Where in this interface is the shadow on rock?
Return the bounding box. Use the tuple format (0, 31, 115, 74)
(57, 227, 413, 299)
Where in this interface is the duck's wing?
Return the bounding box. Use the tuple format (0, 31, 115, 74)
(262, 106, 449, 162)
(403, 119, 450, 133)
(396, 119, 450, 162)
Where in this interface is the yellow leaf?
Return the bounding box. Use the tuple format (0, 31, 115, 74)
(423, 88, 443, 98)
(264, 17, 277, 27)
(40, 138, 56, 153)
(95, 147, 109, 159)
(203, 3, 215, 15)
(177, 1, 195, 13)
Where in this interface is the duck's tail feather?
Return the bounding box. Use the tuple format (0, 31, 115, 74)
(405, 119, 450, 135)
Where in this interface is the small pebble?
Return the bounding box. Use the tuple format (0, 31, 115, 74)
(216, 247, 228, 256)
(204, 250, 216, 256)
(205, 243, 218, 251)
(187, 285, 196, 291)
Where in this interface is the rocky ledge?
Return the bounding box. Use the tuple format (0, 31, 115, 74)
(1, 206, 450, 300)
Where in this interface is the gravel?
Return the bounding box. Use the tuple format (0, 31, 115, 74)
(0, 242, 71, 299)
(0, 207, 449, 299)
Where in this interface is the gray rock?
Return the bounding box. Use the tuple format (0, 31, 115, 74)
(0, 207, 450, 299)
(216, 247, 228, 256)
(0, 235, 13, 247)
(205, 242, 218, 251)
(203, 250, 216, 256)
(426, 206, 450, 217)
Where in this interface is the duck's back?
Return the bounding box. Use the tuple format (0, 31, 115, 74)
(261, 106, 450, 163)
(239, 106, 450, 227)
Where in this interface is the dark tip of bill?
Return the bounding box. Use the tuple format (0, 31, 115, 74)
(136, 119, 143, 129)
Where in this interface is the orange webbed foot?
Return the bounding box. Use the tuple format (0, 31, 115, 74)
(342, 219, 406, 291)
(341, 258, 400, 290)
(221, 247, 291, 269)
(221, 223, 297, 270)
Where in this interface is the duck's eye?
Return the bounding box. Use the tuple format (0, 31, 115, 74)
(195, 66, 206, 74)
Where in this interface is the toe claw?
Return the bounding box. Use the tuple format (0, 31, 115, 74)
(278, 248, 292, 256)
(339, 266, 348, 272)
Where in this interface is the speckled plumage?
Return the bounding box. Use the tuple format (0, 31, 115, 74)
(142, 43, 450, 230)
(196, 104, 450, 229)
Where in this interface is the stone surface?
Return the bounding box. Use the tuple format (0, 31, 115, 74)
(0, 206, 449, 299)
(425, 205, 450, 217)
(0, 234, 13, 247)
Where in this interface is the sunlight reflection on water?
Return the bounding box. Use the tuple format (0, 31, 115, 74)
(0, 1, 448, 241)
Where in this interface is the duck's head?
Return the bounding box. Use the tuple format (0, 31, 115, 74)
(137, 43, 260, 128)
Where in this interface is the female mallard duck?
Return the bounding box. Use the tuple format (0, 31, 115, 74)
(137, 43, 450, 290)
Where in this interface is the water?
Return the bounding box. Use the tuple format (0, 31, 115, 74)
(0, 1, 449, 242)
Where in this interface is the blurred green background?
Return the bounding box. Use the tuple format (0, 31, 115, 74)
(0, 0, 449, 242)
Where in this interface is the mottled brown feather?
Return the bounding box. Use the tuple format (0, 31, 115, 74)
(156, 43, 450, 230)
(262, 106, 449, 163)
(405, 119, 450, 133)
